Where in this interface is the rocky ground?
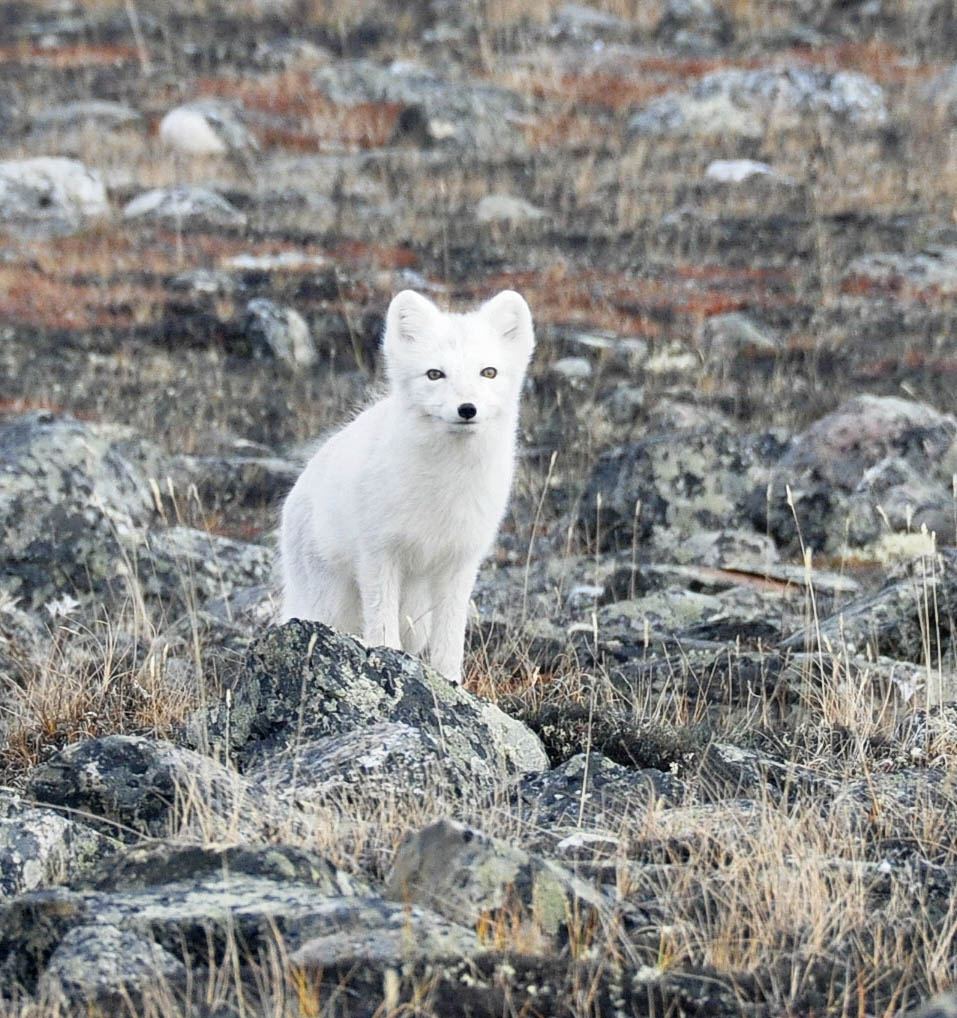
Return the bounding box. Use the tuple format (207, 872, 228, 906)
(1, 0, 957, 1015)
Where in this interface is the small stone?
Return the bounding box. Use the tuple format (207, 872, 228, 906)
(475, 194, 546, 226)
(244, 298, 317, 368)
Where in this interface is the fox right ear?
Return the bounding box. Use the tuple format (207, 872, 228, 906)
(385, 290, 440, 347)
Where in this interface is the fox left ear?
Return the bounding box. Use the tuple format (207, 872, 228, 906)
(481, 290, 534, 355)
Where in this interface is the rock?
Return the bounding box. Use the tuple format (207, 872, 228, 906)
(135, 526, 271, 610)
(39, 924, 186, 1004)
(122, 186, 247, 229)
(782, 548, 957, 664)
(519, 752, 683, 837)
(29, 100, 141, 134)
(0, 157, 109, 237)
(384, 818, 614, 944)
(580, 422, 790, 554)
(475, 193, 546, 227)
(313, 59, 527, 151)
(0, 794, 118, 899)
(202, 620, 549, 779)
(248, 722, 474, 810)
(753, 395, 957, 554)
(906, 989, 957, 1018)
(0, 840, 372, 1001)
(655, 0, 730, 48)
(922, 65, 957, 122)
(548, 4, 631, 43)
(288, 897, 480, 968)
(0, 411, 153, 609)
(243, 297, 317, 368)
(843, 247, 957, 297)
(159, 101, 259, 159)
(696, 311, 780, 361)
(704, 158, 776, 183)
(628, 66, 887, 139)
(26, 735, 293, 842)
(164, 451, 301, 513)
(550, 355, 592, 380)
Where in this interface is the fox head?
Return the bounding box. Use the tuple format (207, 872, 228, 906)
(383, 289, 535, 432)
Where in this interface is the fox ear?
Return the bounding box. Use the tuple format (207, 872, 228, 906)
(385, 290, 440, 347)
(481, 290, 534, 354)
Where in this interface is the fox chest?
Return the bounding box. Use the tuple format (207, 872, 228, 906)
(380, 453, 512, 564)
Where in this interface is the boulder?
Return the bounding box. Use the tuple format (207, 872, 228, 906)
(752, 395, 957, 554)
(122, 186, 247, 229)
(243, 297, 317, 368)
(203, 621, 549, 780)
(26, 735, 296, 842)
(384, 818, 615, 945)
(628, 66, 887, 138)
(0, 157, 109, 236)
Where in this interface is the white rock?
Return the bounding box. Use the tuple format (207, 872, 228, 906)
(475, 193, 546, 225)
(704, 158, 774, 183)
(0, 157, 109, 235)
(122, 186, 247, 228)
(159, 102, 258, 157)
(551, 356, 593, 380)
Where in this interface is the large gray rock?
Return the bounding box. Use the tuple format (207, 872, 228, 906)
(628, 65, 887, 138)
(752, 395, 957, 554)
(0, 794, 118, 899)
(204, 621, 549, 780)
(385, 818, 615, 945)
(0, 841, 371, 1002)
(243, 297, 317, 367)
(26, 735, 295, 843)
(0, 412, 153, 609)
(122, 186, 247, 229)
(580, 422, 789, 554)
(0, 412, 270, 611)
(843, 247, 957, 298)
(0, 157, 109, 237)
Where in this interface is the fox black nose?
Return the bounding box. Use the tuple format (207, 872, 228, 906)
(457, 403, 477, 420)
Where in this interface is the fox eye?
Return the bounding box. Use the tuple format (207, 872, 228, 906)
(480, 366, 497, 379)
(426, 369, 445, 380)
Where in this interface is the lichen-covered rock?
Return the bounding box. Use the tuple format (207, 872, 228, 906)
(384, 818, 614, 945)
(519, 752, 683, 834)
(782, 548, 957, 664)
(0, 794, 118, 898)
(243, 297, 317, 367)
(843, 246, 957, 297)
(288, 897, 480, 968)
(25, 735, 295, 843)
(0, 157, 109, 237)
(136, 525, 271, 609)
(122, 186, 247, 229)
(0, 411, 153, 609)
(752, 395, 957, 554)
(627, 65, 887, 138)
(38, 924, 186, 1004)
(580, 422, 789, 554)
(204, 620, 549, 778)
(248, 722, 468, 808)
(0, 840, 372, 1001)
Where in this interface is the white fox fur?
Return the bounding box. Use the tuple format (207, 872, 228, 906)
(279, 289, 535, 684)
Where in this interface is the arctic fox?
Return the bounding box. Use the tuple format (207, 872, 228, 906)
(279, 289, 535, 685)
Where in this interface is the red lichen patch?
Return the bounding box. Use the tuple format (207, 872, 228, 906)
(0, 42, 139, 68)
(802, 40, 945, 85)
(841, 274, 951, 302)
(330, 242, 418, 270)
(0, 264, 164, 330)
(481, 262, 796, 336)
